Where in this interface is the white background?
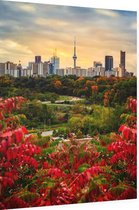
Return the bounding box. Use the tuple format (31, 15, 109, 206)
(3, 0, 139, 11)
(2, 0, 139, 210)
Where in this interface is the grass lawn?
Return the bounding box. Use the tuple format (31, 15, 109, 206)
(58, 95, 73, 100)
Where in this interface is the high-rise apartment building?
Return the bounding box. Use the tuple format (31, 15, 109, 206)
(73, 67, 87, 77)
(38, 62, 44, 76)
(28, 61, 49, 77)
(65, 67, 73, 75)
(5, 61, 17, 76)
(56, 68, 65, 76)
(93, 61, 102, 68)
(0, 63, 5, 76)
(43, 62, 49, 77)
(28, 62, 38, 76)
(105, 56, 113, 71)
(16, 61, 22, 77)
(87, 67, 95, 77)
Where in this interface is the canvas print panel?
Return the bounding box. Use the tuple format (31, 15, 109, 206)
(0, 0, 137, 209)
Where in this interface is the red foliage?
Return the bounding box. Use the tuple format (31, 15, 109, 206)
(118, 125, 136, 142)
(4, 196, 27, 209)
(107, 100, 137, 184)
(0, 96, 137, 208)
(117, 187, 137, 200)
(0, 97, 41, 208)
(127, 97, 137, 113)
(103, 90, 111, 106)
(91, 85, 98, 92)
(47, 168, 65, 179)
(50, 182, 75, 205)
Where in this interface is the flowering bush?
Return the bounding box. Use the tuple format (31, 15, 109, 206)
(0, 96, 137, 209)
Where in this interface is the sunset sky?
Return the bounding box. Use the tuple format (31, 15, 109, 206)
(0, 1, 137, 73)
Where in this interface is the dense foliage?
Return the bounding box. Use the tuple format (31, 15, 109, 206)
(0, 75, 136, 106)
(0, 96, 137, 209)
(14, 100, 124, 135)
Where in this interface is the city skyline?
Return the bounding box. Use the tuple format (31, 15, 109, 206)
(0, 1, 137, 73)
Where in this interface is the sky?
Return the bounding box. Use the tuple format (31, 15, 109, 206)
(0, 1, 137, 73)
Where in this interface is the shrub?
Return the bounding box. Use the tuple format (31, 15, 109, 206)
(0, 96, 136, 208)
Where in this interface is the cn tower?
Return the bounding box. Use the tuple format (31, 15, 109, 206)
(73, 37, 77, 69)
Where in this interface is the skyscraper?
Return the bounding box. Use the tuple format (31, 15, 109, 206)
(73, 37, 77, 69)
(50, 50, 60, 74)
(105, 56, 113, 71)
(35, 56, 41, 64)
(48, 63, 54, 75)
(120, 51, 126, 69)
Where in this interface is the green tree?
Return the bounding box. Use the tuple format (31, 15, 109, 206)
(68, 117, 83, 133)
